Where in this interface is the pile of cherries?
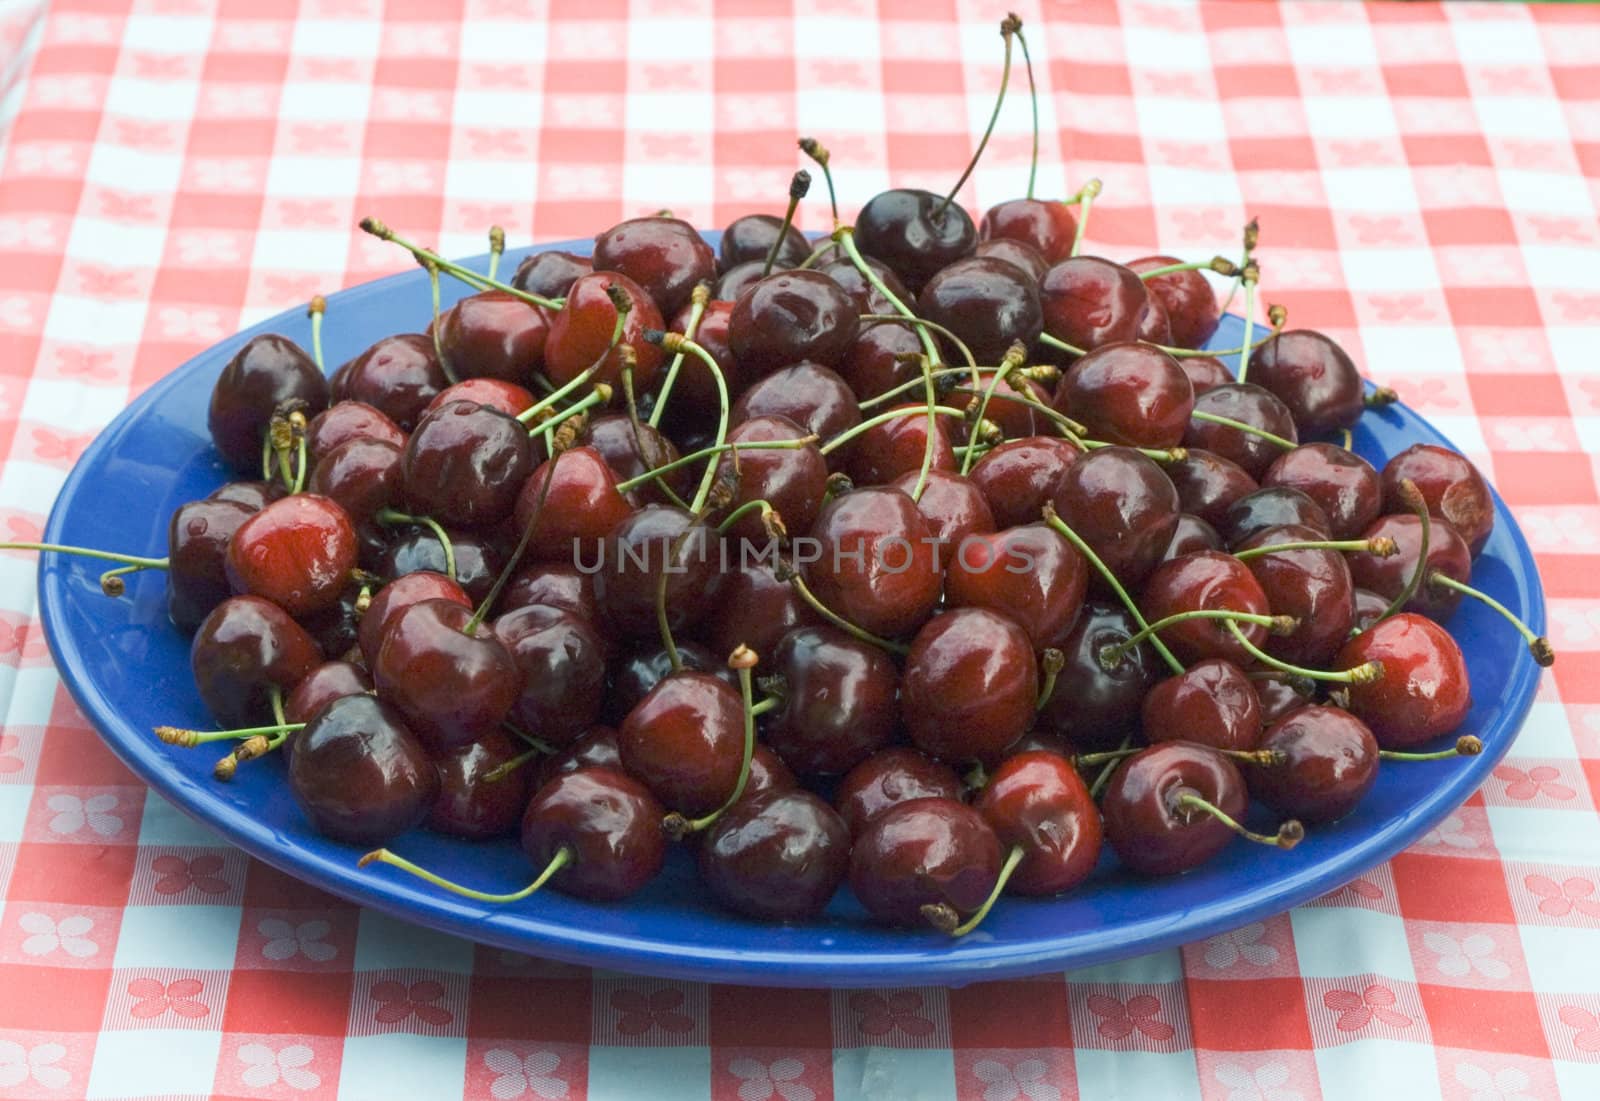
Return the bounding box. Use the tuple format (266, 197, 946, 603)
(26, 16, 1550, 936)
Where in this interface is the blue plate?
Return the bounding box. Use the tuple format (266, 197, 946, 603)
(39, 236, 1546, 988)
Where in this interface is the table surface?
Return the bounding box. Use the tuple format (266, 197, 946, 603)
(2, 1, 1599, 1098)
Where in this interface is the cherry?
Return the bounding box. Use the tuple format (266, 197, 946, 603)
(518, 766, 666, 901)
(1184, 383, 1298, 479)
(712, 259, 767, 305)
(1248, 705, 1378, 824)
(535, 725, 622, 787)
(593, 215, 716, 316)
(902, 607, 1038, 765)
(1039, 256, 1163, 353)
(1222, 486, 1333, 547)
(854, 189, 978, 292)
(427, 729, 533, 841)
(1139, 550, 1272, 666)
(296, 585, 363, 664)
(436, 290, 550, 384)
(543, 271, 665, 391)
(357, 571, 470, 667)
(969, 436, 1080, 529)
(1141, 658, 1262, 751)
(284, 660, 371, 725)
(720, 213, 810, 271)
(974, 237, 1049, 282)
(1050, 445, 1180, 590)
(1380, 444, 1494, 556)
(1351, 586, 1390, 633)
(166, 498, 255, 632)
(846, 404, 956, 486)
(661, 298, 742, 423)
(511, 446, 634, 562)
(208, 334, 328, 471)
(1038, 602, 1157, 750)
(890, 469, 995, 571)
(496, 561, 598, 623)
(729, 270, 860, 373)
(581, 413, 691, 508)
(1248, 330, 1365, 436)
(916, 256, 1043, 364)
(953, 374, 1052, 441)
(424, 378, 537, 420)
(307, 401, 405, 462)
(973, 750, 1101, 896)
(849, 797, 1000, 927)
(495, 604, 607, 747)
(764, 625, 898, 776)
(979, 198, 1075, 264)
(398, 401, 534, 529)
(382, 525, 504, 605)
(1252, 671, 1314, 724)
(802, 486, 942, 638)
(735, 744, 799, 804)
(306, 437, 402, 526)
(730, 362, 860, 447)
(1335, 612, 1470, 748)
(371, 598, 521, 751)
(699, 789, 850, 921)
(1262, 443, 1381, 540)
(592, 505, 720, 638)
(713, 415, 828, 543)
(288, 694, 438, 845)
(1167, 450, 1258, 530)
(1348, 513, 1471, 621)
(1161, 513, 1224, 561)
(338, 333, 449, 431)
(618, 671, 745, 816)
(698, 555, 819, 664)
(838, 321, 922, 402)
(511, 250, 591, 300)
(208, 480, 285, 512)
(1127, 255, 1220, 349)
(834, 748, 965, 838)
(1179, 355, 1233, 395)
(606, 639, 737, 722)
(944, 522, 1086, 648)
(1057, 343, 1195, 449)
(813, 256, 912, 317)
(224, 494, 357, 616)
(1236, 523, 1356, 666)
(191, 595, 322, 727)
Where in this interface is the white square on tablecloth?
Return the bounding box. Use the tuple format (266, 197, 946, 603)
(113, 905, 242, 971)
(118, 14, 212, 55)
(459, 20, 547, 64)
(0, 785, 31, 844)
(1313, 1039, 1445, 1101)
(85, 1028, 222, 1098)
(279, 82, 372, 124)
(1486, 807, 1600, 868)
(135, 792, 226, 848)
(1509, 702, 1579, 760)
(337, 1034, 467, 1101)
(1068, 947, 1185, 987)
(1356, 325, 1464, 377)
(351, 907, 474, 974)
(1518, 925, 1600, 995)
(1303, 97, 1398, 141)
(1340, 249, 1441, 293)
(589, 1045, 710, 1101)
(1073, 1049, 1203, 1101)
(1292, 907, 1418, 982)
(831, 1046, 955, 1101)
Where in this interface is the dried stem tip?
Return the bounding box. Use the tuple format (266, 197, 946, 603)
(1531, 637, 1555, 668)
(100, 574, 125, 597)
(1000, 12, 1022, 35)
(1457, 735, 1484, 756)
(1276, 819, 1306, 850)
(920, 902, 961, 934)
(797, 137, 828, 165)
(307, 294, 326, 317)
(155, 726, 199, 747)
(606, 285, 633, 314)
(1347, 660, 1385, 685)
(789, 170, 812, 200)
(1267, 303, 1287, 328)
(728, 644, 759, 671)
(1367, 537, 1399, 558)
(1365, 387, 1400, 407)
(359, 216, 392, 240)
(488, 225, 506, 252)
(1268, 615, 1300, 636)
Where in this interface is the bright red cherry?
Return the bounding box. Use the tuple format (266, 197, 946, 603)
(901, 608, 1038, 765)
(1056, 342, 1194, 449)
(543, 271, 665, 391)
(1381, 444, 1494, 556)
(1335, 613, 1470, 749)
(974, 750, 1102, 896)
(224, 494, 357, 617)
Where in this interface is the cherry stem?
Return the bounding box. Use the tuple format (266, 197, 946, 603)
(307, 295, 326, 373)
(1098, 609, 1296, 669)
(613, 437, 816, 493)
(833, 229, 942, 367)
(778, 564, 910, 657)
(716, 498, 779, 537)
(763, 170, 811, 278)
(617, 362, 691, 508)
(1138, 256, 1238, 280)
(1235, 261, 1261, 383)
(1035, 647, 1065, 710)
(818, 404, 967, 456)
(1223, 619, 1383, 684)
(377, 509, 456, 582)
(358, 217, 563, 311)
(1429, 573, 1554, 666)
(663, 650, 759, 839)
(1088, 735, 1131, 799)
(1366, 387, 1400, 408)
(1218, 218, 1258, 316)
(645, 333, 729, 514)
(1376, 479, 1428, 625)
(1175, 792, 1304, 850)
(487, 225, 506, 283)
(1080, 439, 1184, 463)
(1234, 537, 1398, 561)
(1340, 429, 1354, 451)
(154, 719, 304, 748)
(938, 15, 1016, 221)
(648, 283, 710, 429)
(516, 289, 630, 423)
(212, 688, 294, 780)
(425, 260, 461, 386)
(798, 137, 839, 224)
(1041, 503, 1185, 675)
(858, 361, 1056, 412)
(483, 746, 542, 784)
(1015, 23, 1039, 200)
(910, 356, 939, 502)
(924, 842, 1024, 937)
(1038, 332, 1085, 357)
(0, 542, 169, 598)
(1075, 745, 1285, 768)
(502, 720, 557, 756)
(751, 695, 779, 718)
(1188, 410, 1296, 450)
(468, 447, 564, 635)
(1067, 178, 1102, 258)
(289, 413, 309, 495)
(359, 844, 573, 904)
(962, 344, 1028, 475)
(857, 315, 980, 383)
(1381, 734, 1483, 762)
(527, 384, 611, 443)
(796, 238, 835, 270)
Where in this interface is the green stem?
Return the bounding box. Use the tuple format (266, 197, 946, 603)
(487, 225, 505, 283)
(515, 297, 629, 424)
(927, 844, 1024, 937)
(910, 356, 938, 502)
(359, 217, 563, 310)
(1016, 26, 1039, 200)
(667, 663, 758, 837)
(308, 296, 326, 373)
(1175, 793, 1303, 849)
(1068, 178, 1101, 257)
(648, 287, 709, 429)
(613, 438, 813, 494)
(359, 845, 573, 903)
(763, 171, 810, 278)
(659, 336, 731, 514)
(154, 720, 304, 748)
(960, 350, 1026, 475)
(819, 405, 966, 456)
(786, 570, 909, 656)
(1234, 539, 1388, 561)
(855, 314, 977, 383)
(1189, 410, 1296, 451)
(427, 262, 460, 386)
(377, 509, 455, 581)
(0, 543, 168, 570)
(1428, 573, 1554, 666)
(750, 696, 779, 718)
(1380, 735, 1482, 762)
(798, 137, 839, 224)
(938, 18, 1015, 221)
(1376, 481, 1428, 625)
(1223, 619, 1381, 684)
(1236, 264, 1260, 384)
(716, 497, 773, 535)
(833, 228, 941, 366)
(1098, 609, 1291, 669)
(527, 387, 607, 441)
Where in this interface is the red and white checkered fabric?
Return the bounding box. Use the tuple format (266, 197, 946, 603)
(1, 0, 1598, 1096)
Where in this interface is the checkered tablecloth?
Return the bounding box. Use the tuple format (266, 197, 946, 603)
(2, 0, 1598, 1097)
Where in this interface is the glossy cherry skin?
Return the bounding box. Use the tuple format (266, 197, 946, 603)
(1381, 444, 1494, 556)
(605, 640, 738, 724)
(1038, 602, 1156, 750)
(285, 660, 371, 725)
(835, 748, 965, 839)
(1140, 550, 1271, 667)
(191, 596, 322, 727)
(1103, 743, 1250, 876)
(1050, 445, 1180, 591)
(974, 237, 1049, 282)
(208, 334, 328, 471)
(543, 271, 666, 391)
(729, 270, 860, 373)
(713, 415, 828, 543)
(1142, 658, 1261, 751)
(1184, 383, 1299, 480)
(979, 198, 1076, 264)
(890, 469, 996, 571)
(1249, 330, 1364, 436)
(512, 250, 591, 300)
(1348, 513, 1472, 621)
(849, 797, 1001, 927)
(520, 766, 666, 901)
(1222, 486, 1333, 547)
(288, 694, 437, 846)
(1162, 513, 1224, 562)
(307, 401, 405, 462)
(1057, 343, 1195, 449)
(357, 572, 470, 667)
(660, 298, 742, 424)
(1179, 355, 1233, 395)
(814, 255, 912, 317)
(902, 608, 1038, 765)
(974, 750, 1102, 896)
(372, 598, 521, 751)
(618, 671, 745, 816)
(593, 215, 716, 316)
(720, 213, 810, 270)
(496, 561, 599, 624)
(437, 290, 549, 384)
(1127, 255, 1219, 349)
(581, 413, 690, 508)
(945, 523, 1086, 648)
(512, 446, 635, 562)
(1248, 705, 1378, 824)
(223, 494, 357, 617)
(381, 526, 503, 606)
(1237, 523, 1356, 666)
(1039, 257, 1163, 354)
(307, 438, 402, 525)
(495, 604, 607, 747)
(916, 256, 1043, 364)
(846, 404, 956, 486)
(712, 259, 767, 305)
(730, 362, 859, 448)
(400, 401, 533, 529)
(1167, 450, 1258, 530)
(803, 487, 942, 638)
(698, 554, 819, 664)
(699, 789, 850, 922)
(338, 333, 449, 432)
(969, 436, 1080, 530)
(166, 499, 255, 632)
(837, 320, 921, 402)
(535, 725, 622, 788)
(764, 625, 898, 776)
(1262, 443, 1381, 540)
(592, 505, 720, 638)
(954, 375, 1052, 441)
(207, 480, 285, 512)
(425, 378, 536, 421)
(854, 188, 978, 292)
(1351, 587, 1390, 633)
(427, 729, 533, 841)
(1253, 671, 1313, 724)
(1336, 613, 1471, 748)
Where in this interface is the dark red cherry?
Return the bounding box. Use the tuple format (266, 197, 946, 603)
(698, 554, 819, 664)
(1348, 513, 1473, 621)
(720, 213, 810, 271)
(713, 415, 828, 543)
(902, 608, 1038, 765)
(729, 270, 860, 373)
(535, 725, 622, 788)
(729, 362, 859, 447)
(659, 299, 742, 423)
(1039, 256, 1158, 353)
(974, 235, 1050, 282)
(208, 334, 328, 472)
(380, 526, 503, 604)
(1222, 486, 1333, 547)
(846, 404, 956, 485)
(308, 437, 402, 525)
(520, 766, 666, 901)
(207, 480, 285, 512)
(1262, 443, 1381, 540)
(1009, 729, 1077, 758)
(606, 640, 738, 724)
(1050, 445, 1180, 590)
(1142, 658, 1261, 751)
(1038, 602, 1156, 750)
(338, 333, 448, 432)
(436, 290, 549, 384)
(1161, 513, 1224, 562)
(837, 320, 921, 403)
(1102, 743, 1249, 875)
(813, 256, 912, 317)
(979, 197, 1076, 263)
(372, 598, 521, 751)
(699, 790, 850, 921)
(953, 375, 1052, 441)
(618, 671, 745, 816)
(191, 595, 322, 727)
(593, 216, 715, 317)
(969, 436, 1080, 530)
(427, 730, 533, 841)
(225, 494, 357, 616)
(764, 625, 898, 777)
(944, 523, 1086, 648)
(1184, 383, 1299, 479)
(307, 401, 405, 462)
(288, 694, 438, 846)
(1351, 587, 1389, 633)
(543, 271, 666, 391)
(1167, 450, 1258, 530)
(713, 259, 767, 305)
(1127, 256, 1219, 350)
(1140, 550, 1271, 667)
(495, 604, 607, 747)
(1237, 523, 1356, 666)
(890, 469, 995, 571)
(511, 445, 635, 562)
(511, 249, 591, 300)
(1056, 343, 1194, 449)
(1249, 330, 1364, 436)
(1179, 355, 1233, 395)
(580, 413, 690, 508)
(592, 505, 720, 638)
(850, 798, 1001, 927)
(1252, 671, 1314, 725)
(1335, 613, 1471, 748)
(916, 256, 1043, 364)
(358, 572, 470, 667)
(1381, 444, 1494, 556)
(1249, 705, 1378, 824)
(974, 750, 1102, 896)
(834, 748, 965, 839)
(295, 584, 362, 663)
(495, 561, 599, 624)
(285, 660, 371, 725)
(167, 498, 255, 632)
(803, 487, 942, 637)
(854, 188, 978, 292)
(424, 377, 536, 420)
